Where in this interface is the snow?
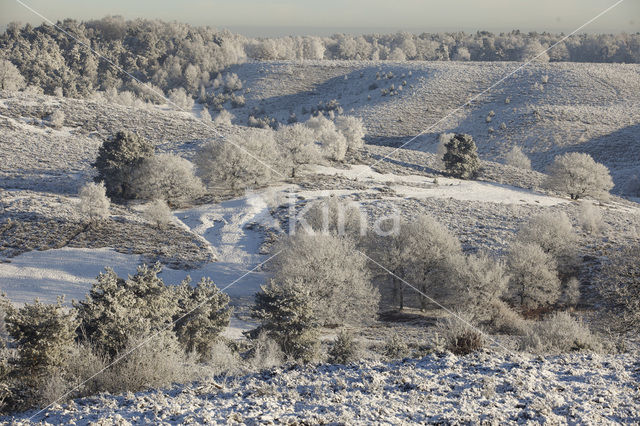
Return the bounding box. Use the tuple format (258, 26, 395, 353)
(0, 191, 279, 304)
(6, 352, 639, 424)
(313, 164, 567, 206)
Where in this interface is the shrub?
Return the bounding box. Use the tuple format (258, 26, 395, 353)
(545, 152, 614, 200)
(168, 87, 195, 110)
(328, 329, 362, 364)
(74, 264, 178, 358)
(561, 277, 581, 307)
(504, 146, 531, 170)
(0, 59, 26, 91)
(435, 313, 485, 355)
(246, 331, 284, 371)
(520, 311, 602, 353)
(213, 109, 234, 126)
(250, 278, 320, 363)
(335, 116, 366, 153)
(77, 181, 110, 224)
(98, 331, 194, 394)
(144, 199, 173, 229)
(173, 277, 231, 361)
(577, 202, 604, 235)
(507, 242, 561, 311)
(275, 123, 320, 178)
(200, 108, 212, 121)
(269, 232, 379, 327)
(5, 299, 77, 385)
(597, 246, 640, 334)
(305, 115, 347, 162)
(443, 133, 480, 179)
(130, 153, 205, 206)
(47, 110, 65, 129)
(382, 334, 410, 360)
(515, 211, 578, 278)
(195, 130, 279, 191)
(93, 131, 154, 199)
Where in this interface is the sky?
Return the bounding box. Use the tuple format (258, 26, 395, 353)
(0, 0, 638, 36)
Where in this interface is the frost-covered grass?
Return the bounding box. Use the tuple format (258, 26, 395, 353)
(6, 352, 639, 424)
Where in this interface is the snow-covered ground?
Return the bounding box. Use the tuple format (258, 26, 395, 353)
(0, 163, 570, 307)
(8, 352, 639, 424)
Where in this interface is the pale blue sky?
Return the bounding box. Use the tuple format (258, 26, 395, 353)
(1, 0, 638, 36)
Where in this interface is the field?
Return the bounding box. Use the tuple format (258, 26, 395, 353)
(1, 59, 640, 423)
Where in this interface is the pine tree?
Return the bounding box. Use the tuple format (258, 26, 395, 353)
(250, 278, 319, 363)
(443, 133, 480, 179)
(74, 264, 177, 358)
(173, 277, 231, 360)
(93, 131, 154, 199)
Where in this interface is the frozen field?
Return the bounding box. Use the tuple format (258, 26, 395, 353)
(9, 352, 639, 424)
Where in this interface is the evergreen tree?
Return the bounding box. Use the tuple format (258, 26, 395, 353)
(93, 131, 154, 199)
(443, 134, 480, 179)
(173, 277, 231, 360)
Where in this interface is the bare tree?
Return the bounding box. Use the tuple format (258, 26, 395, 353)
(275, 123, 320, 178)
(78, 182, 110, 224)
(335, 116, 366, 153)
(505, 146, 531, 170)
(515, 211, 578, 278)
(545, 152, 614, 200)
(130, 153, 205, 206)
(196, 130, 279, 191)
(507, 241, 561, 310)
(0, 59, 25, 91)
(269, 232, 379, 326)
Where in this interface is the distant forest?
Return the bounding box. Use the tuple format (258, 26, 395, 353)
(1, 16, 638, 101)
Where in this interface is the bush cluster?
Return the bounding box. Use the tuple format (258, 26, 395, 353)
(0, 265, 230, 413)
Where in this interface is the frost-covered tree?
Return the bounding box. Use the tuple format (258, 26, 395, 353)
(173, 277, 231, 360)
(447, 252, 510, 320)
(507, 241, 561, 310)
(298, 195, 366, 238)
(0, 59, 26, 91)
(93, 131, 154, 199)
(402, 215, 463, 311)
(545, 152, 614, 200)
(335, 115, 366, 153)
(74, 264, 178, 358)
(515, 211, 578, 278)
(275, 123, 320, 177)
(168, 87, 195, 110)
(505, 146, 531, 170)
(213, 109, 234, 126)
(223, 73, 242, 93)
(597, 245, 640, 333)
(78, 181, 110, 223)
(144, 199, 173, 229)
(269, 233, 379, 326)
(195, 130, 279, 190)
(250, 278, 319, 363)
(305, 115, 347, 162)
(520, 40, 550, 62)
(443, 133, 480, 179)
(130, 153, 205, 206)
(6, 299, 77, 384)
